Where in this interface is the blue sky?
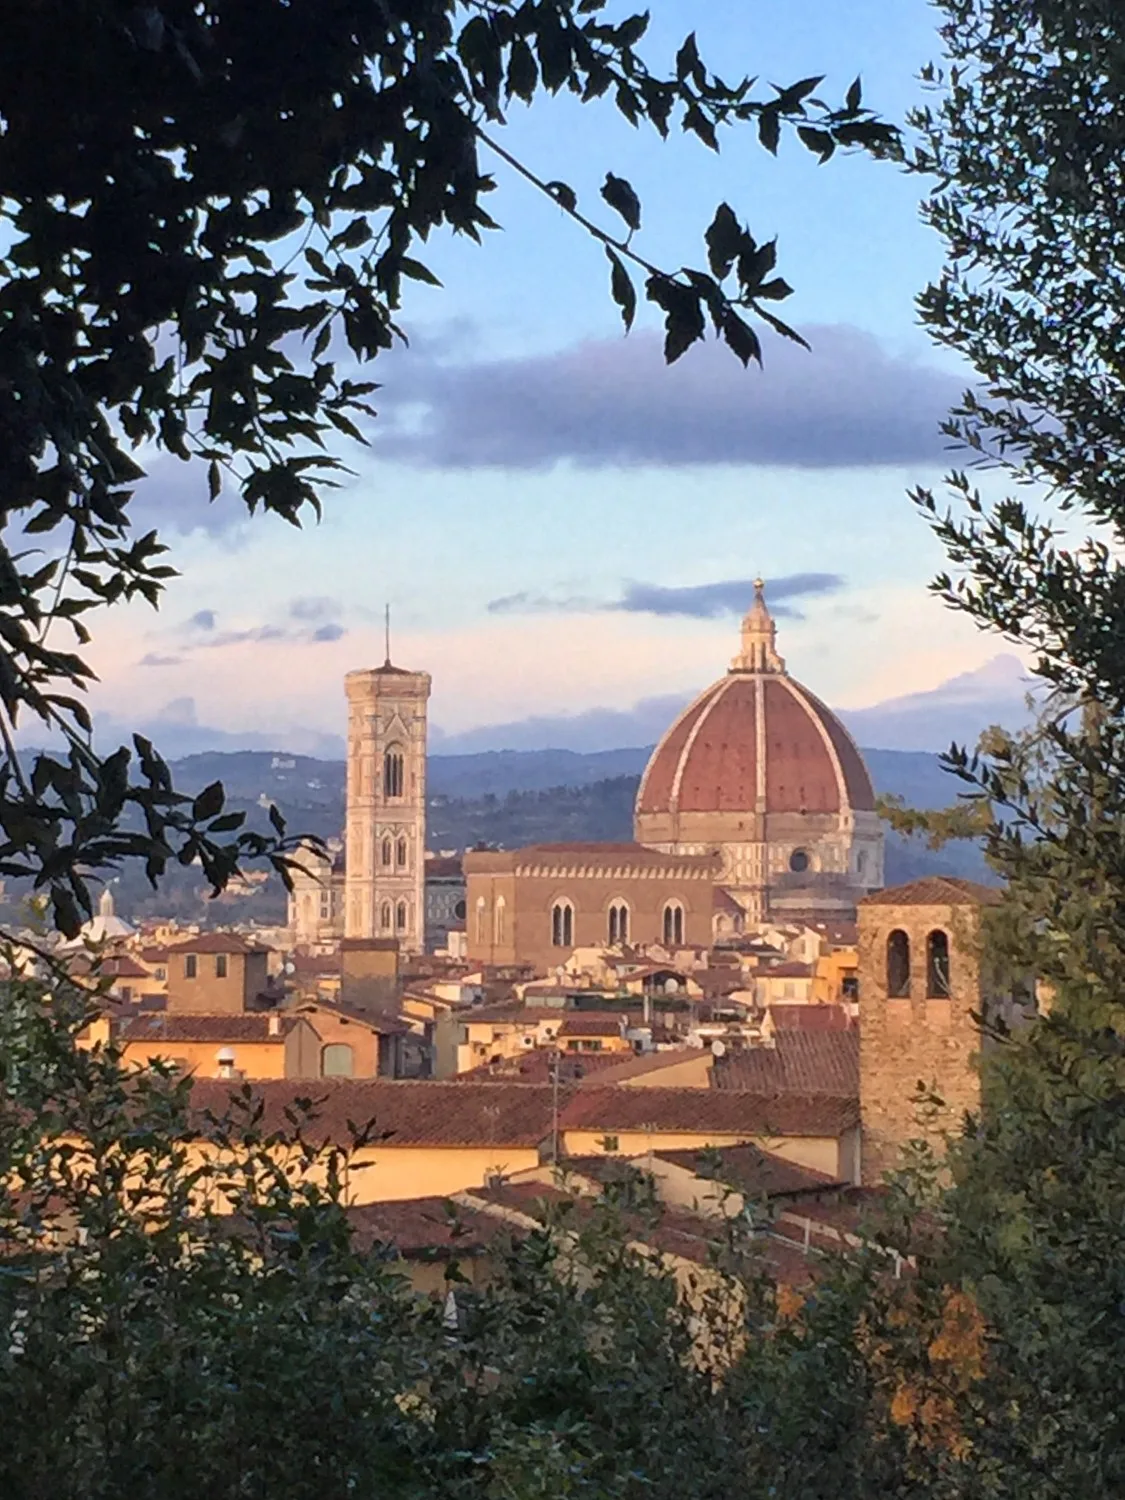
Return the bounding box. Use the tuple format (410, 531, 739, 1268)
(83, 1, 1020, 754)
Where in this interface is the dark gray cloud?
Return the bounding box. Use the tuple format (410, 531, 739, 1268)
(138, 652, 184, 667)
(374, 325, 963, 471)
(614, 572, 843, 620)
(486, 572, 843, 621)
(189, 609, 217, 631)
(311, 622, 347, 643)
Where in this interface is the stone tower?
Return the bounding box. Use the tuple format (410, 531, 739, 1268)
(857, 877, 1001, 1184)
(344, 648, 431, 953)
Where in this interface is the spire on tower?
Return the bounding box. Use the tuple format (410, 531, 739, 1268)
(731, 577, 785, 674)
(384, 603, 391, 668)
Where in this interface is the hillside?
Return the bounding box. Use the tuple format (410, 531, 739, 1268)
(1, 745, 989, 926)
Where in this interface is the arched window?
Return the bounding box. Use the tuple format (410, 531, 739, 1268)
(494, 897, 507, 945)
(551, 901, 574, 948)
(886, 930, 911, 998)
(396, 835, 407, 868)
(380, 901, 392, 933)
(927, 929, 951, 998)
(607, 901, 629, 945)
(475, 897, 488, 945)
(381, 837, 392, 867)
(383, 746, 405, 799)
(789, 848, 810, 873)
(662, 902, 684, 947)
(322, 1044, 354, 1078)
(396, 901, 407, 933)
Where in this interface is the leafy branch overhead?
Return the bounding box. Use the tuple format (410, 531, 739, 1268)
(0, 1, 896, 930)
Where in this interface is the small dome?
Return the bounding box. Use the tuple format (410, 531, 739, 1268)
(636, 582, 874, 821)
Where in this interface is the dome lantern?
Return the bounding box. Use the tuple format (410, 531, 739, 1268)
(732, 577, 785, 674)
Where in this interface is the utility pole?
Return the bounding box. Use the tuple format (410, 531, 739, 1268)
(549, 1046, 561, 1165)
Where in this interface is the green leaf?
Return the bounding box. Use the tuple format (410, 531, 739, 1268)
(846, 75, 862, 114)
(507, 37, 538, 100)
(605, 247, 637, 332)
(546, 180, 578, 213)
(705, 203, 742, 280)
(758, 107, 781, 155)
(721, 309, 762, 368)
(208, 460, 221, 500)
(601, 172, 641, 234)
(192, 781, 224, 821)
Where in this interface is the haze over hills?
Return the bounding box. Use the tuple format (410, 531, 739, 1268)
(77, 654, 1034, 763)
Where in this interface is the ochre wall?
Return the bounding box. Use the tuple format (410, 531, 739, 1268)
(341, 1145, 542, 1202)
(466, 864, 714, 972)
(560, 1128, 848, 1180)
(119, 1036, 288, 1079)
(166, 950, 269, 1015)
(858, 899, 984, 1184)
(298, 1006, 381, 1077)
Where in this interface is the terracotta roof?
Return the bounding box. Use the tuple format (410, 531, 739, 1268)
(861, 877, 1002, 907)
(713, 888, 745, 916)
(556, 1014, 625, 1038)
(295, 1000, 410, 1035)
(187, 1079, 560, 1148)
(463, 843, 720, 874)
(652, 1142, 844, 1200)
(460, 1006, 565, 1025)
(769, 1004, 853, 1033)
(115, 1014, 298, 1043)
(101, 955, 150, 979)
(802, 920, 858, 945)
(574, 1049, 709, 1085)
(760, 961, 814, 979)
(424, 856, 464, 878)
(560, 1086, 858, 1138)
(711, 1032, 859, 1098)
(165, 933, 271, 955)
(345, 1197, 520, 1257)
(138, 946, 170, 963)
(453, 1052, 625, 1084)
(636, 672, 874, 819)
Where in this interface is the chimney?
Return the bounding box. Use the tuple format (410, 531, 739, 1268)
(268, 1012, 281, 1036)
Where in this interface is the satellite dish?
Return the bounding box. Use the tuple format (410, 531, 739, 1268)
(710, 1039, 727, 1058)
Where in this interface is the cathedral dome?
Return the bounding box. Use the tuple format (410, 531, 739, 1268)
(636, 581, 874, 821)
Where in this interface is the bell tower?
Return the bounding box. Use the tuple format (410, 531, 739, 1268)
(344, 638, 431, 954)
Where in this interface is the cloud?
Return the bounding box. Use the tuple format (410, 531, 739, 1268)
(373, 325, 962, 471)
(189, 610, 217, 631)
(138, 653, 184, 667)
(290, 596, 340, 622)
(312, 622, 347, 643)
(486, 572, 844, 621)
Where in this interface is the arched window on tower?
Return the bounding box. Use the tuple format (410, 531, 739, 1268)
(475, 897, 488, 945)
(381, 837, 392, 867)
(396, 901, 407, 933)
(551, 900, 574, 948)
(926, 930, 951, 998)
(494, 897, 507, 946)
(607, 901, 629, 945)
(396, 836, 407, 869)
(380, 901, 392, 933)
(662, 902, 684, 947)
(886, 930, 911, 998)
(383, 746, 405, 799)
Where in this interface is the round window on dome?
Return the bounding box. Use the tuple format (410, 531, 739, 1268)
(789, 848, 810, 874)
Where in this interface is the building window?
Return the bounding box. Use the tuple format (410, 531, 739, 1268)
(856, 849, 868, 877)
(662, 902, 684, 947)
(380, 901, 392, 933)
(319, 893, 331, 918)
(551, 901, 574, 948)
(789, 848, 810, 873)
(454, 898, 466, 921)
(381, 837, 392, 867)
(396, 836, 407, 868)
(600, 1134, 620, 1153)
(475, 897, 488, 945)
(494, 897, 507, 946)
(383, 747, 405, 799)
(396, 901, 407, 932)
(215, 954, 227, 979)
(927, 929, 951, 998)
(184, 954, 197, 979)
(886, 930, 911, 998)
(322, 1044, 354, 1078)
(607, 901, 629, 944)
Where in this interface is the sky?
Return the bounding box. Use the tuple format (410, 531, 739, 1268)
(68, 1, 1024, 756)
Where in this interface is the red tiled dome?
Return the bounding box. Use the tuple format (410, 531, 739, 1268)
(637, 671, 874, 818)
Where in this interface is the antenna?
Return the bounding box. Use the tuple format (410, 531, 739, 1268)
(383, 602, 391, 666)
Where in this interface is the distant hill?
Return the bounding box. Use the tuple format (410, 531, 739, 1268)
(2, 744, 988, 926)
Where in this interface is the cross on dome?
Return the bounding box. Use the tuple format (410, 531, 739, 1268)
(732, 577, 785, 674)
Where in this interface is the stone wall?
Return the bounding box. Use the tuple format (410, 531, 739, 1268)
(858, 897, 985, 1184)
